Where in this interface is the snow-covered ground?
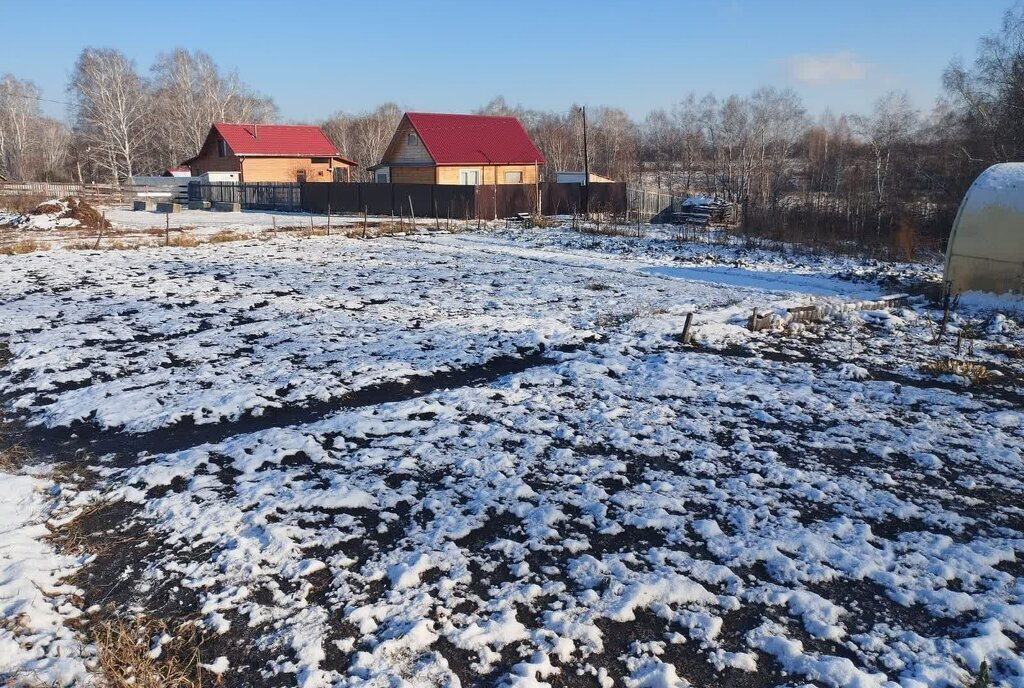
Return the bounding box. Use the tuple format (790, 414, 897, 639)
(0, 468, 95, 685)
(2, 203, 454, 250)
(0, 228, 1022, 687)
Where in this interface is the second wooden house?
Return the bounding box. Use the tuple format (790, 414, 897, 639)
(370, 112, 544, 185)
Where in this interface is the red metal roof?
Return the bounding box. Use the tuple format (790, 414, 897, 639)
(404, 113, 545, 165)
(212, 123, 353, 162)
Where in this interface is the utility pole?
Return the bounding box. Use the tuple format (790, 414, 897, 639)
(580, 106, 590, 218)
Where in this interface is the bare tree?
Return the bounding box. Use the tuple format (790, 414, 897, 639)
(68, 48, 151, 183)
(851, 91, 918, 237)
(150, 49, 277, 169)
(0, 74, 41, 180)
(750, 87, 807, 210)
(33, 118, 72, 181)
(943, 2, 1024, 163)
(322, 103, 402, 180)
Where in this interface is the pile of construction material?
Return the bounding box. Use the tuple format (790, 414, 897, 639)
(0, 197, 110, 231)
(671, 195, 737, 226)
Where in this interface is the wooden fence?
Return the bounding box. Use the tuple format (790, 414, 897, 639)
(0, 181, 186, 205)
(0, 181, 133, 203)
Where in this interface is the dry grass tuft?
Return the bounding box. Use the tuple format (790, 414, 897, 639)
(375, 223, 407, 236)
(990, 342, 1024, 359)
(165, 235, 200, 248)
(596, 308, 642, 328)
(65, 241, 97, 251)
(67, 240, 141, 251)
(0, 443, 30, 472)
(89, 615, 210, 688)
(1, 239, 48, 255)
(207, 230, 249, 244)
(922, 357, 994, 384)
(585, 281, 612, 291)
(530, 215, 560, 229)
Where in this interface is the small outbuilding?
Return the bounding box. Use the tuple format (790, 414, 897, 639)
(944, 162, 1024, 297)
(554, 171, 614, 184)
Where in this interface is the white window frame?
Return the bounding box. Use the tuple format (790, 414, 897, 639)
(459, 169, 480, 186)
(504, 171, 523, 184)
(375, 169, 390, 183)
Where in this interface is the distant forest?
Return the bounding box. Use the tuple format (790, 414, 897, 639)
(1, 5, 1023, 255)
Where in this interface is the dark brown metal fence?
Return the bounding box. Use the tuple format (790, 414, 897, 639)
(189, 182, 302, 210)
(191, 181, 628, 218)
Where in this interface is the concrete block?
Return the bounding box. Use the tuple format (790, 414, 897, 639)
(133, 200, 154, 211)
(214, 201, 241, 212)
(188, 200, 212, 210)
(156, 202, 181, 213)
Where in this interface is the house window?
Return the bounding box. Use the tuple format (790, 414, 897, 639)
(459, 169, 480, 186)
(504, 171, 523, 184)
(375, 170, 389, 183)
(217, 139, 227, 157)
(296, 170, 306, 183)
(407, 133, 417, 146)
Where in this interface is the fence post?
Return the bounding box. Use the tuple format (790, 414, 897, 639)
(681, 311, 694, 345)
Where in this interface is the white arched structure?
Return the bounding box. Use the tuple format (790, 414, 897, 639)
(944, 163, 1024, 297)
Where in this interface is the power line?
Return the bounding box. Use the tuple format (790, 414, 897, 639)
(0, 90, 73, 108)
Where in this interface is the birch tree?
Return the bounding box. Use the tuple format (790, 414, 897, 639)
(943, 3, 1024, 163)
(68, 48, 151, 183)
(322, 103, 402, 180)
(851, 91, 918, 239)
(150, 49, 276, 167)
(0, 74, 40, 180)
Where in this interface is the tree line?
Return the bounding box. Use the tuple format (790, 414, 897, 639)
(1, 4, 1021, 254)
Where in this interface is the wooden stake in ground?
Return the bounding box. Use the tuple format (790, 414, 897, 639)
(409, 196, 416, 231)
(272, 216, 276, 235)
(93, 211, 105, 250)
(165, 213, 169, 246)
(681, 311, 694, 345)
(327, 202, 331, 236)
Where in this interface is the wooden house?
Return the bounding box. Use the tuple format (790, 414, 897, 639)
(183, 123, 355, 183)
(369, 113, 544, 185)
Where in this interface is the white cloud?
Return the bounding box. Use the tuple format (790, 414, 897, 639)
(786, 51, 869, 86)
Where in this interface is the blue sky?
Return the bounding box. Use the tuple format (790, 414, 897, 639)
(0, 0, 1011, 122)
